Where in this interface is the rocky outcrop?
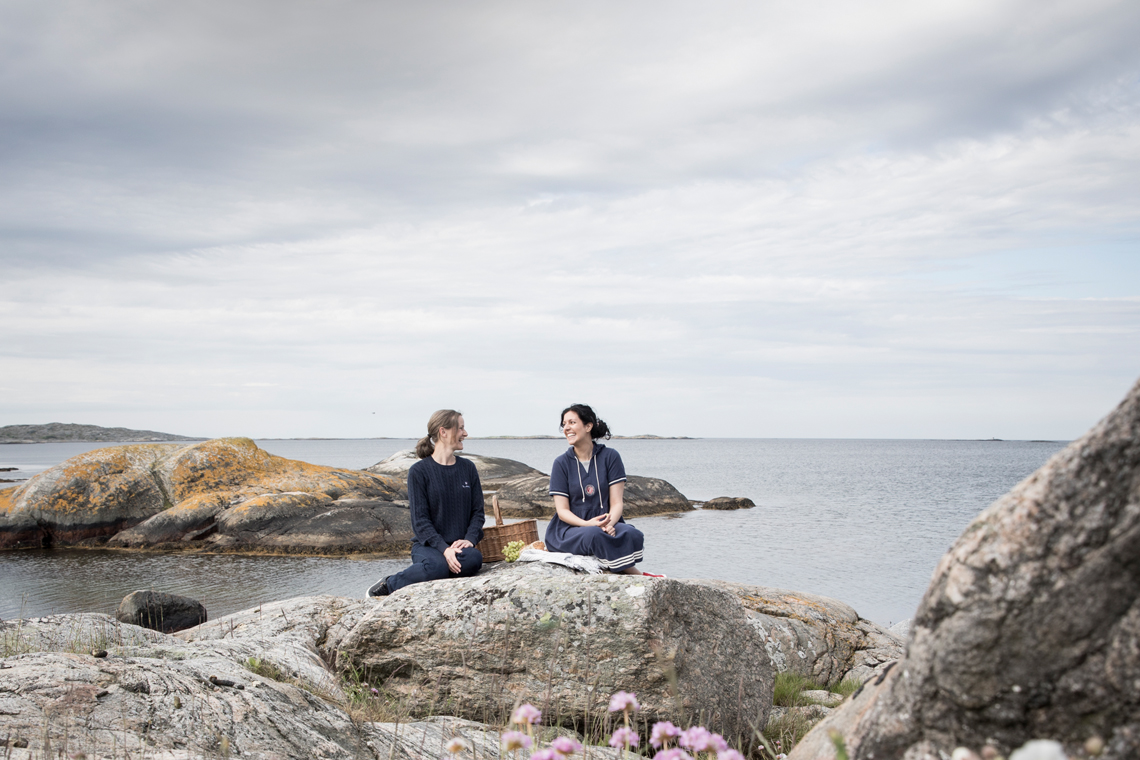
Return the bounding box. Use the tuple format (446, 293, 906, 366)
(366, 449, 538, 482)
(367, 449, 695, 518)
(116, 590, 208, 633)
(702, 497, 756, 510)
(330, 561, 773, 740)
(0, 609, 609, 760)
(697, 581, 904, 686)
(0, 438, 406, 553)
(789, 377, 1140, 760)
(1, 569, 765, 760)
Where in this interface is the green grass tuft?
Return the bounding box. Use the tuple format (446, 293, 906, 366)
(244, 656, 287, 682)
(830, 677, 863, 698)
(772, 671, 824, 707)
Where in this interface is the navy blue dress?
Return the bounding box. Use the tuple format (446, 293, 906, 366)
(546, 443, 644, 571)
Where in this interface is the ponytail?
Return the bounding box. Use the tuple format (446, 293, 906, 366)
(416, 409, 463, 459)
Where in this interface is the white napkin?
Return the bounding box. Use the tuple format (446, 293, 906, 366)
(516, 547, 604, 574)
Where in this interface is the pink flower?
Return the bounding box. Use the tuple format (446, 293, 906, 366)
(529, 750, 559, 760)
(679, 726, 711, 751)
(609, 727, 640, 749)
(652, 750, 692, 760)
(717, 751, 746, 760)
(608, 691, 641, 713)
(445, 737, 470, 753)
(501, 731, 533, 752)
(650, 721, 682, 748)
(549, 736, 582, 756)
(511, 704, 542, 725)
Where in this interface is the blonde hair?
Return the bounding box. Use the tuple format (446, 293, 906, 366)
(415, 409, 463, 459)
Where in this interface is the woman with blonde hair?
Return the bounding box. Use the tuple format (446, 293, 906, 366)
(366, 409, 485, 596)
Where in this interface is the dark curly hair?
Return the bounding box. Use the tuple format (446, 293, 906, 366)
(559, 404, 611, 440)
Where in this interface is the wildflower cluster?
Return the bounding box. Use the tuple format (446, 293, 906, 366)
(648, 719, 739, 760)
(496, 691, 748, 760)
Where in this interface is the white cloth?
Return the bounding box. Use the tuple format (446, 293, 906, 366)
(517, 547, 604, 574)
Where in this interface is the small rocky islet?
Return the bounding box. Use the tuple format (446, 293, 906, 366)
(0, 440, 715, 552)
(2, 377, 1140, 758)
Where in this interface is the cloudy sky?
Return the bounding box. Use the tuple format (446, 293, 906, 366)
(2, 0, 1138, 439)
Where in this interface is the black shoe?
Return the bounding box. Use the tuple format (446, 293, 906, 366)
(366, 576, 392, 597)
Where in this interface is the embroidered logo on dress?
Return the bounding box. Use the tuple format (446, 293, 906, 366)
(585, 484, 595, 496)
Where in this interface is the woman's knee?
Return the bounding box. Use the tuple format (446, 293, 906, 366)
(458, 547, 483, 576)
(419, 552, 450, 581)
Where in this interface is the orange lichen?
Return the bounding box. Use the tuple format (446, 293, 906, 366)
(1, 438, 404, 551)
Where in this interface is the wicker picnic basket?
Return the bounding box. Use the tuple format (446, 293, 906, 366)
(477, 494, 539, 562)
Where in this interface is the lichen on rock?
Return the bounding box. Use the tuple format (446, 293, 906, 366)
(0, 438, 407, 553)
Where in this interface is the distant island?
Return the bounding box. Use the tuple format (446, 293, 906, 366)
(0, 423, 203, 444)
(1, 424, 695, 444)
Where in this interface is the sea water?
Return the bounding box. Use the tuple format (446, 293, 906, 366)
(0, 438, 1066, 625)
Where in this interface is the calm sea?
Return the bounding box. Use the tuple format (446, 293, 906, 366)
(0, 437, 1067, 626)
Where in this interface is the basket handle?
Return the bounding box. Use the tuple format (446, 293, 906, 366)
(493, 494, 503, 526)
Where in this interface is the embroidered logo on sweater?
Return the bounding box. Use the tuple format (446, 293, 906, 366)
(461, 481, 470, 488)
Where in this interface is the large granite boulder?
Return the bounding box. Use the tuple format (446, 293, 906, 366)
(0, 438, 406, 552)
(329, 561, 773, 741)
(0, 609, 621, 760)
(697, 581, 904, 686)
(116, 590, 208, 633)
(367, 449, 695, 518)
(789, 378, 1140, 760)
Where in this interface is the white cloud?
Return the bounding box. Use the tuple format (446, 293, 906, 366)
(1, 0, 1138, 438)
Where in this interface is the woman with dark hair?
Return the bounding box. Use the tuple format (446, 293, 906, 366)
(546, 404, 663, 576)
(366, 409, 484, 597)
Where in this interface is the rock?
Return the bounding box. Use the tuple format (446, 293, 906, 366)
(788, 377, 1140, 760)
(0, 438, 405, 552)
(889, 618, 912, 640)
(702, 496, 756, 510)
(116, 590, 208, 633)
(366, 450, 539, 482)
(489, 471, 694, 518)
(622, 475, 694, 516)
(0, 607, 628, 760)
(366, 449, 695, 518)
(330, 561, 774, 741)
(696, 580, 904, 686)
(801, 690, 845, 707)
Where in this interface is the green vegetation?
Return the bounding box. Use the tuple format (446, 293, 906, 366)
(831, 676, 863, 698)
(763, 671, 857, 755)
(244, 656, 287, 682)
(0, 617, 128, 658)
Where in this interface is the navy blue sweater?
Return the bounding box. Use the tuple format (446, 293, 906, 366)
(407, 455, 485, 552)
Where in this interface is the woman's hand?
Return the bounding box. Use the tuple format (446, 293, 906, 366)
(445, 539, 473, 573)
(586, 513, 611, 532)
